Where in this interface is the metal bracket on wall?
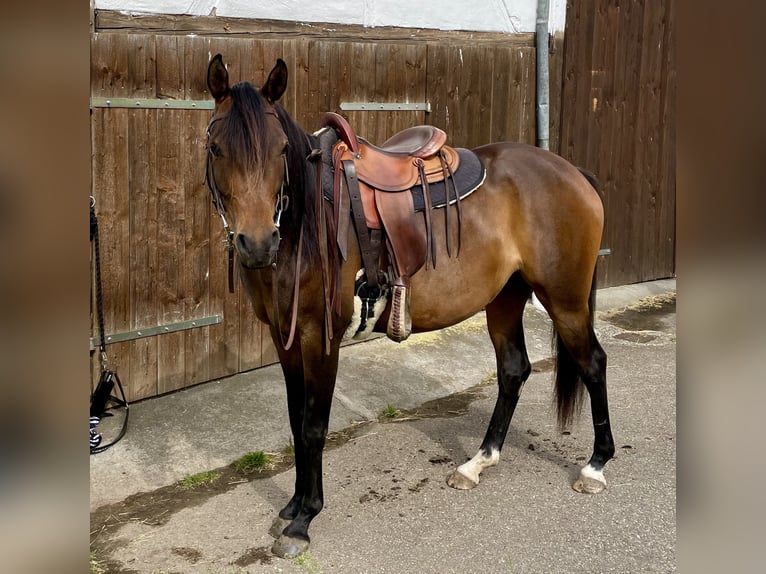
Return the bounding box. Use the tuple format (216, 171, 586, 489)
(340, 102, 431, 112)
(90, 97, 215, 110)
(90, 315, 223, 351)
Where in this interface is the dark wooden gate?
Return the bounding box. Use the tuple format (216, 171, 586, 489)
(559, 0, 676, 286)
(90, 14, 545, 400)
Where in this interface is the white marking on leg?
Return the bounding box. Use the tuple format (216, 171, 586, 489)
(456, 448, 500, 484)
(580, 463, 606, 485)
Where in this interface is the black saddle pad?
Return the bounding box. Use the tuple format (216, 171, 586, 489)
(410, 148, 485, 212)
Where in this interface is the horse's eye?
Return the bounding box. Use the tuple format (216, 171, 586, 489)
(209, 142, 222, 158)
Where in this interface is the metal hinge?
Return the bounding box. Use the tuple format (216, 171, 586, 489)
(90, 97, 215, 110)
(340, 102, 431, 112)
(90, 315, 223, 350)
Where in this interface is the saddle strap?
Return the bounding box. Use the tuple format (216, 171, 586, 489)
(333, 145, 349, 261)
(443, 153, 463, 255)
(439, 151, 453, 257)
(416, 160, 435, 269)
(343, 159, 380, 288)
(316, 159, 334, 353)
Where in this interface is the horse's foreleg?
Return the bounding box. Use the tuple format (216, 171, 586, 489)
(448, 278, 531, 490)
(271, 336, 341, 559)
(269, 346, 306, 538)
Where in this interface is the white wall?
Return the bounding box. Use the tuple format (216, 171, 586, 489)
(95, 0, 566, 34)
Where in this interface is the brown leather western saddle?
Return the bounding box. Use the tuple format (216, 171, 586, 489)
(320, 112, 469, 342)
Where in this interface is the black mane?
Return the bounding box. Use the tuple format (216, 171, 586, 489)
(226, 82, 319, 261)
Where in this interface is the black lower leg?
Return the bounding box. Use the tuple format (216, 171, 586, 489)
(279, 362, 306, 521)
(582, 342, 615, 469)
(282, 413, 329, 542)
(480, 329, 531, 456)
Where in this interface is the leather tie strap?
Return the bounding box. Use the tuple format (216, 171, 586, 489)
(416, 159, 435, 269)
(343, 159, 379, 289)
(439, 152, 453, 258)
(445, 155, 462, 256)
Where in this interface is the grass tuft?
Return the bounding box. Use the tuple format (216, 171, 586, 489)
(382, 404, 401, 419)
(177, 470, 221, 490)
(293, 551, 322, 574)
(234, 451, 273, 474)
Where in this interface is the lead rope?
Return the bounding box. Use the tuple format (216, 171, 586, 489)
(90, 197, 129, 454)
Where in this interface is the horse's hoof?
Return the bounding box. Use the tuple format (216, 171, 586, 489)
(271, 535, 310, 559)
(269, 516, 291, 539)
(446, 470, 479, 490)
(572, 465, 607, 494)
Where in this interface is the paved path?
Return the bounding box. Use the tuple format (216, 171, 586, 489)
(90, 280, 675, 573)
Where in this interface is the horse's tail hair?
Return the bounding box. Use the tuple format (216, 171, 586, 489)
(551, 263, 598, 429)
(578, 168, 602, 198)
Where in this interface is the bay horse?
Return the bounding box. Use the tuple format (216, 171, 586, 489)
(204, 55, 614, 558)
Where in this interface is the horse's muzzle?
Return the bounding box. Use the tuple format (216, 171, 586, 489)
(235, 232, 279, 268)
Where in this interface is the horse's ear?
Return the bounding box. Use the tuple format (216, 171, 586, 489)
(207, 54, 230, 103)
(261, 59, 288, 103)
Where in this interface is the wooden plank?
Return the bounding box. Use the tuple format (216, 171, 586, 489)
(155, 35, 187, 394)
(204, 36, 243, 379)
(548, 31, 565, 154)
(518, 47, 537, 146)
(284, 38, 311, 128)
(126, 34, 159, 400)
(182, 105, 213, 388)
(345, 42, 377, 138)
(655, 0, 676, 279)
(95, 10, 535, 46)
(91, 32, 132, 396)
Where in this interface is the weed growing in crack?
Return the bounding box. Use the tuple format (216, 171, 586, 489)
(235, 451, 273, 474)
(382, 404, 401, 419)
(177, 470, 221, 490)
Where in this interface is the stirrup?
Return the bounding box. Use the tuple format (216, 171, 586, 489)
(387, 279, 412, 342)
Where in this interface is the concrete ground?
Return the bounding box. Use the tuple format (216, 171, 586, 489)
(90, 278, 675, 574)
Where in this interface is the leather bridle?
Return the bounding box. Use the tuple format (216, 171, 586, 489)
(204, 104, 303, 350)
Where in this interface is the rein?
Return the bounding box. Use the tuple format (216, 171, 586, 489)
(204, 104, 303, 351)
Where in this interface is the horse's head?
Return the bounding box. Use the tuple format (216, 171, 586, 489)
(205, 55, 290, 268)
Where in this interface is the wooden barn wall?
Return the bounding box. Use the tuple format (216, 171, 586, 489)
(559, 0, 676, 287)
(90, 16, 553, 400)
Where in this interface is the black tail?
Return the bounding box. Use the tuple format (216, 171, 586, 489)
(578, 168, 602, 198)
(552, 263, 598, 429)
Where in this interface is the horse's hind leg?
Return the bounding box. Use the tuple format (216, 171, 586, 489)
(545, 295, 615, 494)
(447, 274, 531, 490)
